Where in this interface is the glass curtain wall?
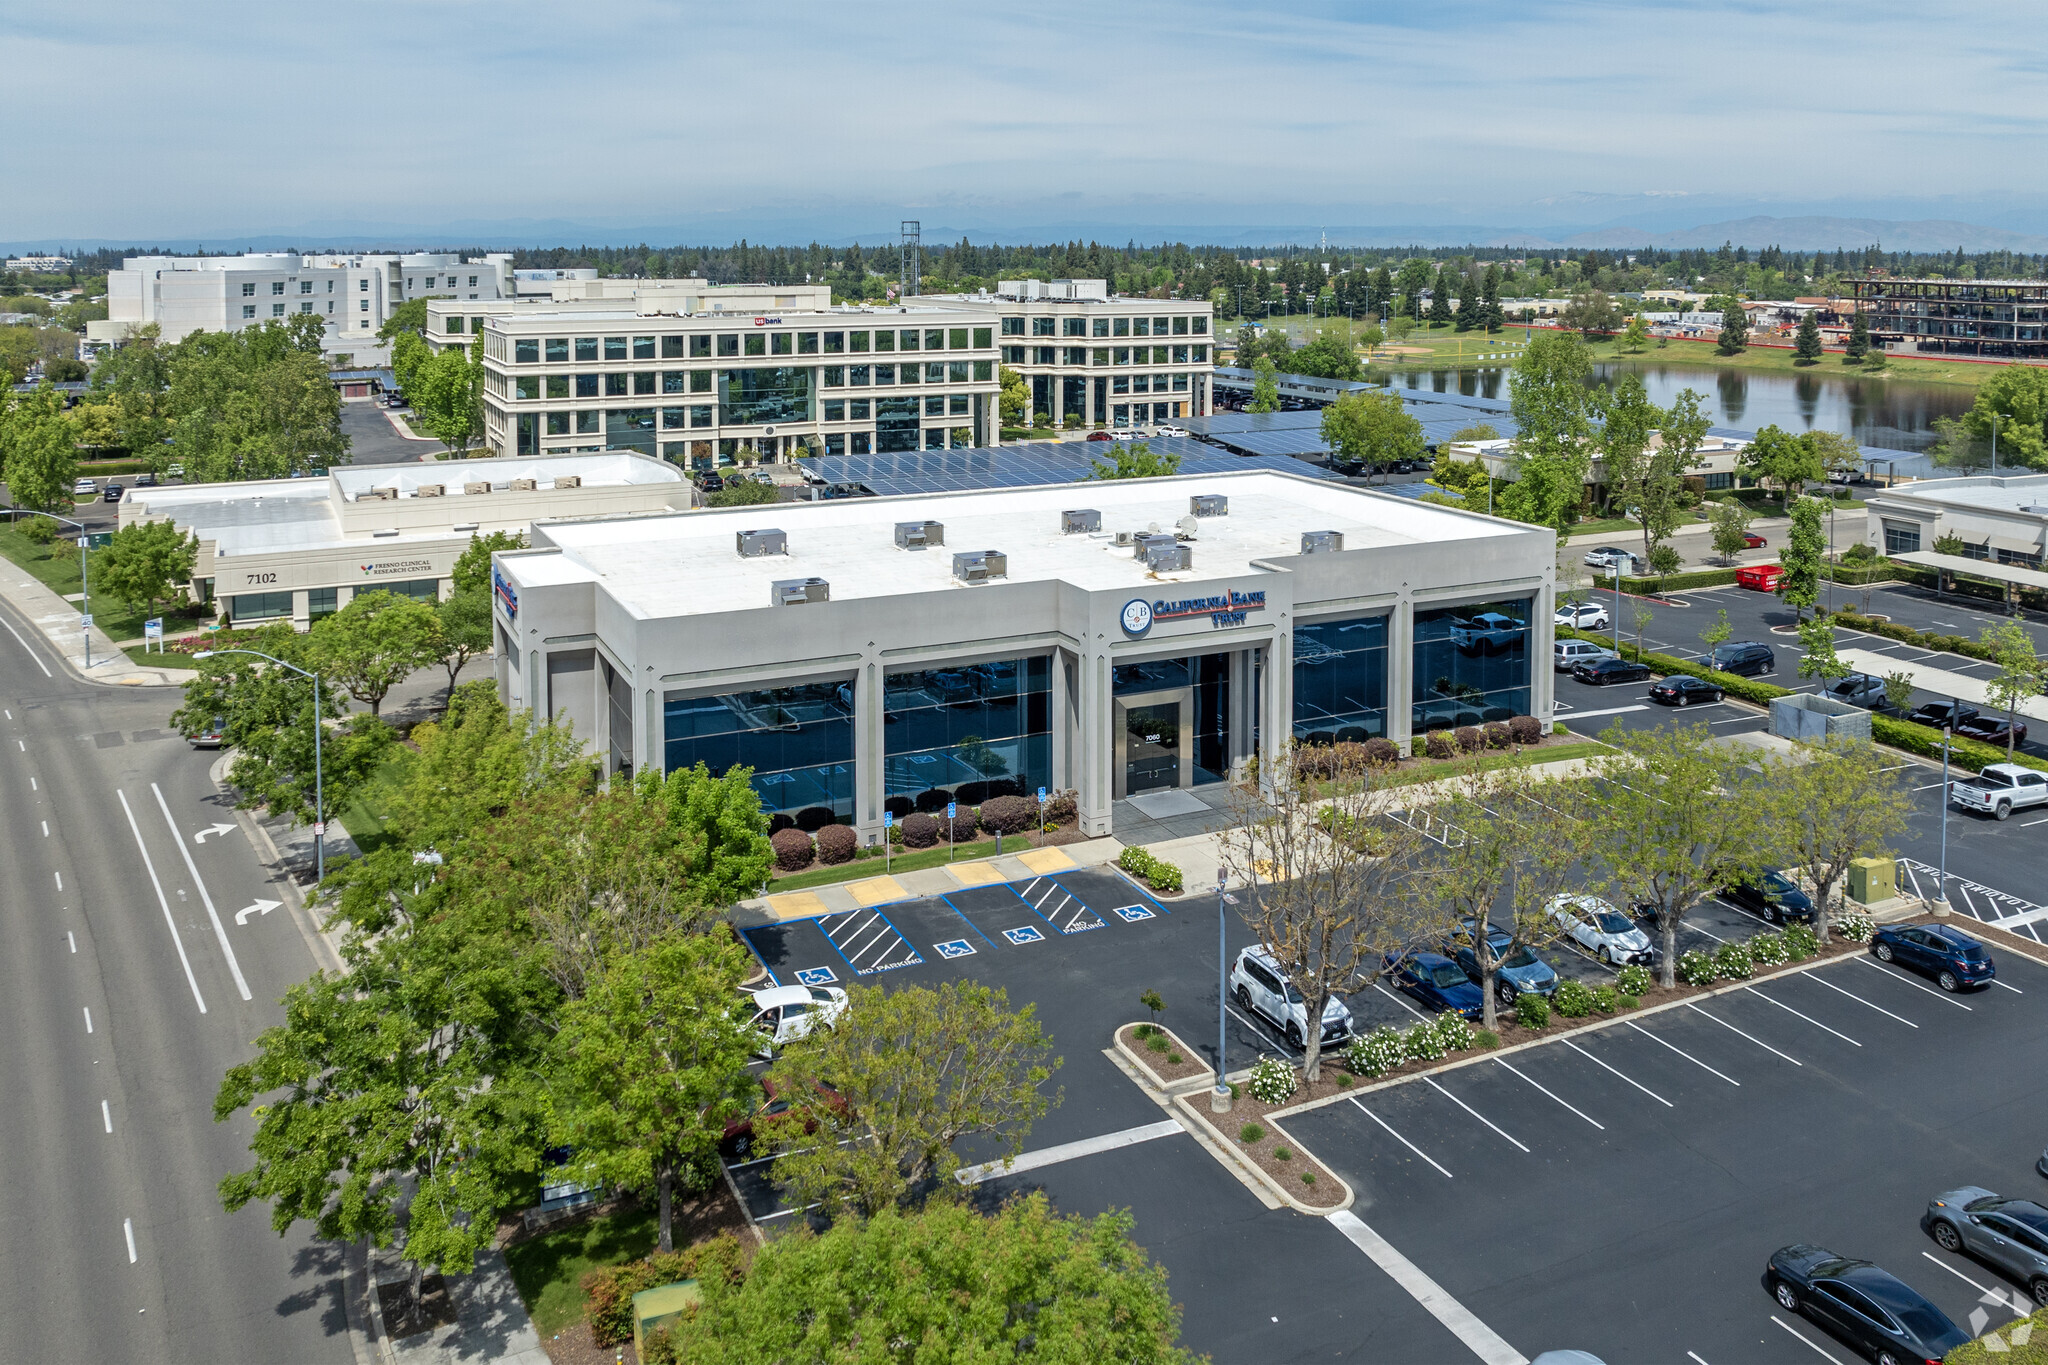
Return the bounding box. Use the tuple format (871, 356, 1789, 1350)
(720, 367, 813, 427)
(884, 657, 1050, 808)
(1293, 616, 1388, 742)
(663, 682, 853, 821)
(1412, 597, 1532, 730)
(605, 408, 656, 454)
(1112, 654, 1230, 784)
(875, 396, 921, 453)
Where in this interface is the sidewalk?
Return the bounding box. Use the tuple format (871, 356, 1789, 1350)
(0, 558, 187, 686)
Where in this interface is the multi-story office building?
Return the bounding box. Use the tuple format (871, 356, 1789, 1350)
(1852, 277, 2048, 359)
(474, 302, 1002, 467)
(101, 251, 518, 362)
(923, 279, 1215, 429)
(423, 283, 831, 347)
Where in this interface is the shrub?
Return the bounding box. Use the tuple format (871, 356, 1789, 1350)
(1483, 721, 1512, 750)
(1239, 1122, 1265, 1143)
(1146, 1033, 1169, 1054)
(769, 827, 815, 872)
(1345, 1027, 1408, 1077)
(1117, 846, 1183, 894)
(912, 787, 954, 813)
(1590, 985, 1619, 1013)
(1432, 1010, 1475, 1051)
(1405, 1022, 1447, 1061)
(936, 806, 977, 842)
(899, 811, 940, 849)
(1677, 948, 1718, 986)
(1302, 1171, 1317, 1185)
(582, 1236, 746, 1345)
(1245, 1056, 1298, 1103)
(1835, 912, 1875, 943)
(1454, 725, 1484, 753)
(1167, 1051, 1183, 1064)
(1514, 992, 1550, 1029)
(1335, 1072, 1350, 1086)
(813, 823, 859, 866)
(1273, 1147, 1292, 1161)
(979, 794, 1036, 835)
(1747, 930, 1788, 967)
(794, 806, 837, 834)
(1713, 940, 1754, 980)
(1616, 993, 1641, 1010)
(1293, 745, 1338, 782)
(1475, 1028, 1501, 1049)
(1507, 714, 1543, 745)
(1782, 922, 1820, 959)
(1426, 730, 1456, 760)
(1553, 979, 1594, 1018)
(1362, 737, 1401, 767)
(883, 795, 914, 819)
(1615, 963, 1654, 996)
(1042, 787, 1078, 825)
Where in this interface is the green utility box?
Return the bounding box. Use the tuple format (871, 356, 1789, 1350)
(1847, 857, 1896, 906)
(632, 1280, 701, 1359)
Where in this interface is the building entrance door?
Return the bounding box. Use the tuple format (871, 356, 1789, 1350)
(1114, 687, 1194, 797)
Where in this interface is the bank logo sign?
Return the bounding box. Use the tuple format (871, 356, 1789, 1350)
(492, 564, 519, 622)
(1149, 589, 1268, 629)
(1119, 599, 1153, 636)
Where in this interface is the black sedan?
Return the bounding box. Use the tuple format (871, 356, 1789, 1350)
(1765, 1244, 1967, 1365)
(1908, 700, 1979, 730)
(1570, 657, 1651, 687)
(1723, 870, 1815, 924)
(1648, 676, 1723, 707)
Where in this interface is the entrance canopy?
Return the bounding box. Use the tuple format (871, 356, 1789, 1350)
(1891, 550, 2048, 593)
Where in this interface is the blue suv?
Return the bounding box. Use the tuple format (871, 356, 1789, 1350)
(1385, 952, 1485, 1020)
(1871, 922, 1995, 992)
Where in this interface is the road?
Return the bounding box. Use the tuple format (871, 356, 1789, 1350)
(0, 594, 356, 1362)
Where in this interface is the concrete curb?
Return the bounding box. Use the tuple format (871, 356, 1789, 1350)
(0, 566, 182, 688)
(1171, 1089, 1354, 1216)
(1111, 1022, 1215, 1090)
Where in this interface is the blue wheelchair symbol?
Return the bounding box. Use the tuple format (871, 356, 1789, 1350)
(1112, 904, 1155, 923)
(1003, 926, 1045, 946)
(934, 939, 976, 959)
(795, 966, 838, 986)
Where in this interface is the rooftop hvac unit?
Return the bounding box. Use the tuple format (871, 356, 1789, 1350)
(736, 528, 788, 558)
(953, 550, 1008, 583)
(1143, 541, 1192, 572)
(894, 520, 944, 550)
(510, 477, 538, 491)
(1190, 494, 1228, 517)
(363, 486, 397, 501)
(1300, 530, 1345, 554)
(771, 577, 829, 606)
(1061, 508, 1101, 534)
(463, 481, 492, 495)
(554, 475, 581, 489)
(415, 484, 444, 498)
(1133, 531, 1177, 561)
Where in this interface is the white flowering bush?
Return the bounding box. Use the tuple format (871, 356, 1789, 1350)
(1677, 948, 1719, 987)
(1746, 931, 1787, 967)
(1835, 913, 1875, 943)
(1245, 1056, 1299, 1103)
(1712, 941, 1754, 980)
(1404, 1022, 1446, 1061)
(1345, 1028, 1407, 1077)
(1615, 963, 1654, 996)
(1782, 922, 1820, 959)
(1431, 1011, 1474, 1052)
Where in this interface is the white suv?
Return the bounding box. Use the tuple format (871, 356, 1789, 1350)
(1229, 946, 1353, 1050)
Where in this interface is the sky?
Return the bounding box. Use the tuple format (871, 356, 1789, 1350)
(4, 0, 2045, 248)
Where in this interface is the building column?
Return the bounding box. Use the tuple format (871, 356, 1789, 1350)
(1259, 631, 1291, 799)
(640, 685, 660, 778)
(1051, 648, 1075, 792)
(1387, 601, 1415, 753)
(855, 657, 886, 845)
(1076, 647, 1112, 837)
(1228, 646, 1256, 780)
(1532, 582, 1556, 725)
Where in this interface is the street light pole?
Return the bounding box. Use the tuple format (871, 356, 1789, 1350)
(13, 510, 92, 669)
(1611, 562, 1623, 654)
(1935, 720, 1952, 917)
(1216, 878, 1238, 1114)
(194, 648, 326, 883)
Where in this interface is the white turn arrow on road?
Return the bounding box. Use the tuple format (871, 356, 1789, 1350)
(192, 823, 237, 843)
(234, 899, 282, 926)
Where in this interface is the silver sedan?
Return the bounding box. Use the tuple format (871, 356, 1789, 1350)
(1923, 1187, 2048, 1306)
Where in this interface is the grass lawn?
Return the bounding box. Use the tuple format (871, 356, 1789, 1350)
(504, 1202, 659, 1338)
(335, 753, 409, 856)
(768, 833, 1065, 891)
(124, 645, 202, 670)
(0, 521, 207, 643)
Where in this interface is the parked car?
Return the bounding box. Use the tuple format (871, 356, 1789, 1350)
(1950, 763, 2048, 821)
(1109, 428, 1137, 440)
(72, 477, 97, 496)
(164, 462, 184, 479)
(1555, 638, 1617, 672)
(1450, 612, 1528, 654)
(743, 983, 849, 1056)
(1447, 925, 1559, 1005)
(188, 716, 227, 749)
(1871, 922, 1995, 992)
(1648, 675, 1724, 707)
(133, 472, 156, 488)
(1583, 546, 1634, 571)
(1709, 641, 1776, 677)
(1571, 657, 1652, 687)
(1546, 894, 1658, 966)
(1742, 531, 1768, 549)
(1723, 870, 1816, 924)
(1554, 601, 1611, 631)
(1764, 1245, 1968, 1364)
(722, 1076, 847, 1158)
(1822, 672, 1888, 710)
(1383, 951, 1484, 1020)
(102, 483, 124, 503)
(1922, 1188, 2048, 1307)
(1908, 700, 1979, 729)
(1230, 945, 1354, 1049)
(1086, 429, 1115, 441)
(1154, 423, 1188, 437)
(697, 472, 725, 492)
(1955, 714, 2028, 748)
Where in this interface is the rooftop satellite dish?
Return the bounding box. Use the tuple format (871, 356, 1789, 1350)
(1177, 515, 1199, 538)
(1147, 521, 1161, 534)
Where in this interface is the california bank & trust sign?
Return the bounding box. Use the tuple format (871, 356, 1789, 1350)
(1130, 588, 1267, 632)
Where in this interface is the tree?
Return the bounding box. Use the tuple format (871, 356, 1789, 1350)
(1561, 290, 1621, 340)
(998, 365, 1028, 427)
(0, 383, 78, 510)
(1320, 389, 1422, 472)
(704, 479, 778, 506)
(1739, 424, 1824, 502)
(638, 762, 774, 909)
(1700, 607, 1733, 653)
(1942, 366, 2048, 471)
(1248, 355, 1281, 413)
(1449, 423, 1499, 444)
(309, 588, 447, 716)
(390, 329, 431, 400)
(434, 587, 493, 702)
(1217, 744, 1437, 1081)
(1796, 613, 1847, 683)
(1715, 298, 1750, 355)
(376, 296, 437, 344)
(451, 527, 525, 595)
(167, 321, 349, 480)
(1803, 429, 1862, 486)
(1979, 620, 2045, 760)
(1426, 268, 1454, 327)
(409, 339, 484, 457)
(1501, 332, 1598, 535)
(1706, 499, 1755, 564)
(1778, 497, 1825, 621)
(1589, 722, 1783, 987)
(762, 982, 1058, 1217)
(1844, 310, 1871, 362)
(1085, 440, 1180, 480)
(548, 932, 757, 1253)
(1595, 372, 1662, 557)
(1774, 735, 1913, 942)
(1359, 323, 1386, 356)
(92, 517, 199, 616)
(1620, 313, 1650, 353)
(1291, 333, 1363, 382)
(1793, 309, 1823, 363)
(1881, 670, 1916, 714)
(665, 1195, 1196, 1365)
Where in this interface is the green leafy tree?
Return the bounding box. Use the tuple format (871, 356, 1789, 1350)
(1426, 267, 1454, 327)
(1620, 313, 1650, 352)
(1320, 388, 1422, 471)
(309, 588, 447, 716)
(1803, 429, 1862, 487)
(1793, 309, 1823, 363)
(87, 323, 174, 453)
(1796, 613, 1847, 682)
(166, 322, 349, 480)
(704, 479, 778, 506)
(434, 587, 493, 701)
(0, 383, 78, 510)
(1979, 620, 2045, 759)
(1714, 296, 1750, 355)
(1595, 372, 1663, 557)
(998, 365, 1028, 427)
(1778, 497, 1825, 621)
(91, 517, 199, 615)
(1248, 355, 1281, 413)
(376, 296, 436, 344)
(1448, 422, 1498, 444)
(1776, 734, 1913, 943)
(389, 329, 431, 400)
(452, 527, 526, 595)
(763, 981, 1059, 1217)
(1501, 332, 1597, 535)
(1740, 424, 1824, 502)
(1561, 290, 1621, 340)
(1701, 607, 1734, 652)
(1881, 671, 1915, 713)
(1706, 499, 1755, 564)
(1291, 333, 1363, 381)
(665, 1195, 1196, 1365)
(1085, 440, 1180, 480)
(1844, 310, 1871, 362)
(409, 339, 485, 457)
(548, 932, 757, 1252)
(1942, 366, 2048, 471)
(638, 762, 774, 909)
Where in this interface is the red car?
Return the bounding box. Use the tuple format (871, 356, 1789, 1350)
(1086, 430, 1115, 441)
(1742, 532, 1767, 549)
(1955, 714, 2028, 748)
(721, 1077, 845, 1156)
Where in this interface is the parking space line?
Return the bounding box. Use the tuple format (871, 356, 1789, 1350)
(1228, 1003, 1294, 1053)
(1374, 981, 1430, 1020)
(1423, 1077, 1529, 1152)
(956, 1119, 1183, 1185)
(1561, 1038, 1671, 1107)
(1325, 1212, 1527, 1365)
(1687, 1353, 1712, 1365)
(1626, 1021, 1740, 1085)
(1349, 1098, 1454, 1177)
(935, 893, 999, 950)
(1805, 972, 1918, 1027)
(1493, 1058, 1604, 1129)
(1920, 1250, 2033, 1315)
(1859, 957, 1975, 1009)
(1771, 1315, 1847, 1364)
(755, 1201, 823, 1223)
(1743, 988, 1860, 1046)
(1992, 979, 2024, 994)
(1685, 1003, 1802, 1065)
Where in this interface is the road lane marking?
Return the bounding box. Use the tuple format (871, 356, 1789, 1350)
(1744, 987, 1860, 1045)
(1686, 1003, 1802, 1065)
(1326, 1212, 1526, 1365)
(0, 613, 52, 676)
(1626, 1020, 1740, 1085)
(83, 1006, 92, 1033)
(124, 1218, 137, 1263)
(101, 1100, 111, 1133)
(1494, 1058, 1604, 1129)
(1349, 1097, 1454, 1177)
(117, 788, 207, 1014)
(1921, 1250, 2032, 1314)
(1993, 979, 2023, 994)
(30, 776, 36, 789)
(67, 932, 75, 953)
(153, 784, 251, 1000)
(42, 820, 47, 836)
(1562, 1037, 1672, 1106)
(54, 870, 61, 889)
(1771, 1315, 1846, 1363)
(1806, 972, 1917, 1026)
(1860, 956, 1974, 1009)
(1424, 1076, 1530, 1151)
(955, 1119, 1183, 1184)
(1688, 1353, 1712, 1365)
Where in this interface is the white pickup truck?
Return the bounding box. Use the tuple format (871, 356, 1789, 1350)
(1950, 763, 2048, 821)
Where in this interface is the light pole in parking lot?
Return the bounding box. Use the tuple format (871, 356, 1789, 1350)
(1216, 877, 1238, 1114)
(194, 648, 326, 884)
(1934, 720, 1952, 917)
(1610, 562, 1623, 655)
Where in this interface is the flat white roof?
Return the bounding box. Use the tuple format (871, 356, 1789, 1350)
(521, 470, 1533, 621)
(1882, 474, 2048, 517)
(328, 454, 680, 499)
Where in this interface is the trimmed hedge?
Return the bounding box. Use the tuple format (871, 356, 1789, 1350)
(900, 811, 940, 849)
(1835, 609, 1994, 662)
(979, 794, 1036, 835)
(1617, 566, 1742, 593)
(582, 1236, 745, 1345)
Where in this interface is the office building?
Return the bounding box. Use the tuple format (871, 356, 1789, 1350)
(1865, 474, 2048, 568)
(1853, 277, 2048, 359)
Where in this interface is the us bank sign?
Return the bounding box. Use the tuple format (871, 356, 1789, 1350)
(1122, 588, 1267, 635)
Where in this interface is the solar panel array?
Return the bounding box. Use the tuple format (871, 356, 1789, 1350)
(794, 439, 1335, 497)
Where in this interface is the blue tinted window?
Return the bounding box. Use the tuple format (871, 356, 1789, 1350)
(664, 682, 854, 819)
(720, 367, 813, 426)
(1413, 598, 1531, 730)
(884, 657, 1051, 802)
(1294, 615, 1388, 742)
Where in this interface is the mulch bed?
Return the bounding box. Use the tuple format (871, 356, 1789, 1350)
(1117, 1023, 1211, 1086)
(539, 1321, 632, 1365)
(1221, 1104, 1346, 1209)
